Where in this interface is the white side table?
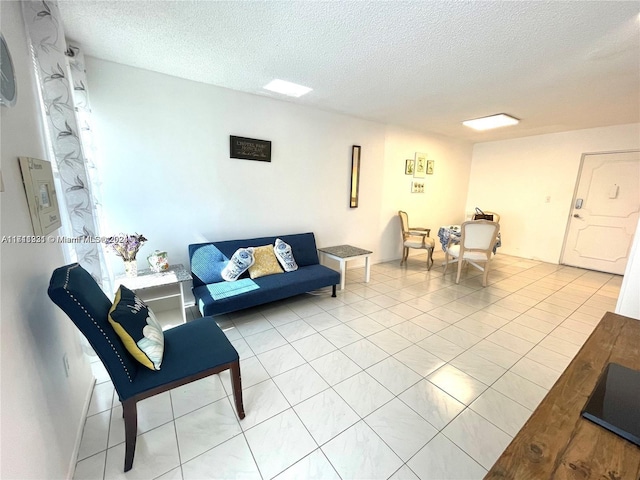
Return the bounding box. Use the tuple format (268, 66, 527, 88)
(318, 245, 372, 291)
(113, 263, 193, 324)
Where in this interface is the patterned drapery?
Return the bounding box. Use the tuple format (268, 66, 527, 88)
(22, 0, 108, 288)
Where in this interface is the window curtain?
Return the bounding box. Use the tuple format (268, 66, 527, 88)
(22, 0, 109, 289)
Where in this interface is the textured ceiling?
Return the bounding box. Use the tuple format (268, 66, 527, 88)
(58, 1, 640, 143)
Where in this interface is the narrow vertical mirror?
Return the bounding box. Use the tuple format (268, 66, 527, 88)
(350, 145, 361, 208)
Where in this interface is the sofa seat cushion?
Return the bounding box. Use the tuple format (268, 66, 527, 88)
(194, 264, 340, 317)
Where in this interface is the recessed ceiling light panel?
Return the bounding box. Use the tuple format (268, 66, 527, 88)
(263, 79, 312, 97)
(462, 113, 520, 131)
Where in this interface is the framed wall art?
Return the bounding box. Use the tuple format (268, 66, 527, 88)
(230, 135, 272, 162)
(414, 152, 426, 178)
(426, 159, 434, 175)
(18, 157, 61, 235)
(405, 159, 414, 175)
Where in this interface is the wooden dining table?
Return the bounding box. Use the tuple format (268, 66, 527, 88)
(484, 311, 640, 479)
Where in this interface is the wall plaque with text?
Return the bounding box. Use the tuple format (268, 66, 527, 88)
(229, 136, 272, 162)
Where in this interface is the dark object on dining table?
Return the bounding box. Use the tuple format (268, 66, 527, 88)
(473, 207, 494, 221)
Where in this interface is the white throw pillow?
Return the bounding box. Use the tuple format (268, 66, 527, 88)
(273, 238, 298, 272)
(221, 247, 255, 281)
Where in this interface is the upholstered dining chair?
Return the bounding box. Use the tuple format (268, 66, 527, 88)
(443, 220, 500, 286)
(398, 210, 435, 270)
(48, 263, 245, 472)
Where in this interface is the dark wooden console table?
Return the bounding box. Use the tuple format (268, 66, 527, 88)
(485, 311, 640, 479)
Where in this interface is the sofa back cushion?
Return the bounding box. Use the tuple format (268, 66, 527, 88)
(189, 233, 320, 287)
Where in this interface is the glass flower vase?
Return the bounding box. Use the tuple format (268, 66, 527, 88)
(124, 259, 138, 278)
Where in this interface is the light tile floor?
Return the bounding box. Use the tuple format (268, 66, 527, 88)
(76, 250, 622, 480)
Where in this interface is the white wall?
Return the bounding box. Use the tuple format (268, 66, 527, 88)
(380, 126, 473, 261)
(468, 124, 640, 263)
(0, 2, 94, 478)
(85, 58, 473, 274)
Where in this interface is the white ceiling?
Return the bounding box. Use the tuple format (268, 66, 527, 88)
(58, 1, 640, 143)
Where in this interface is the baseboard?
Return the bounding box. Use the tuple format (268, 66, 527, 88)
(67, 376, 96, 480)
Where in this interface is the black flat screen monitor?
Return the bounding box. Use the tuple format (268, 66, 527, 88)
(581, 362, 640, 446)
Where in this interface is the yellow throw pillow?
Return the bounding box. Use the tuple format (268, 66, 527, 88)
(248, 245, 284, 279)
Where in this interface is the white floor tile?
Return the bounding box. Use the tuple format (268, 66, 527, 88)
(155, 466, 183, 479)
(104, 423, 180, 480)
(274, 449, 340, 480)
(275, 319, 317, 342)
(73, 451, 106, 480)
(170, 375, 227, 418)
(443, 408, 511, 470)
(365, 356, 422, 394)
(181, 434, 260, 480)
(468, 340, 522, 369)
(510, 356, 562, 389)
(407, 433, 486, 480)
(320, 323, 364, 348)
(87, 381, 115, 417)
(388, 464, 420, 480)
(309, 350, 362, 385)
(326, 305, 364, 322)
(470, 388, 532, 436)
(399, 379, 465, 430)
(303, 311, 342, 331)
(427, 365, 488, 405)
(322, 421, 403, 480)
(244, 328, 288, 355)
(393, 344, 445, 377)
(219, 355, 270, 394)
(174, 397, 242, 462)
(78, 410, 110, 461)
(273, 363, 329, 405)
(390, 320, 432, 342)
(365, 398, 438, 461)
(334, 371, 394, 417)
(294, 389, 360, 445)
(291, 333, 337, 361)
(245, 409, 317, 479)
(341, 338, 389, 369)
(237, 379, 290, 430)
(416, 335, 465, 362)
(492, 371, 548, 411)
(257, 344, 306, 376)
(345, 316, 386, 336)
(450, 351, 507, 385)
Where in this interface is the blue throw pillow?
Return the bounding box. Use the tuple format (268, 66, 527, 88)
(191, 244, 228, 284)
(108, 286, 164, 370)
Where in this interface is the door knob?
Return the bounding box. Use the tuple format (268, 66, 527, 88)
(573, 214, 581, 218)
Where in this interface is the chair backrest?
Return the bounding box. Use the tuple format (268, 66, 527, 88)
(460, 220, 500, 257)
(398, 211, 409, 235)
(48, 264, 139, 393)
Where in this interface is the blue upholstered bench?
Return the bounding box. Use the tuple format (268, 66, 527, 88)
(189, 232, 340, 317)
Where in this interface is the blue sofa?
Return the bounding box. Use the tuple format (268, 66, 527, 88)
(189, 232, 340, 317)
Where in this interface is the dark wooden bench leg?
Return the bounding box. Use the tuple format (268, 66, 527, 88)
(332, 285, 337, 297)
(230, 360, 245, 419)
(123, 400, 138, 472)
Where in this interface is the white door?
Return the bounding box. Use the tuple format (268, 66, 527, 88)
(562, 151, 640, 275)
